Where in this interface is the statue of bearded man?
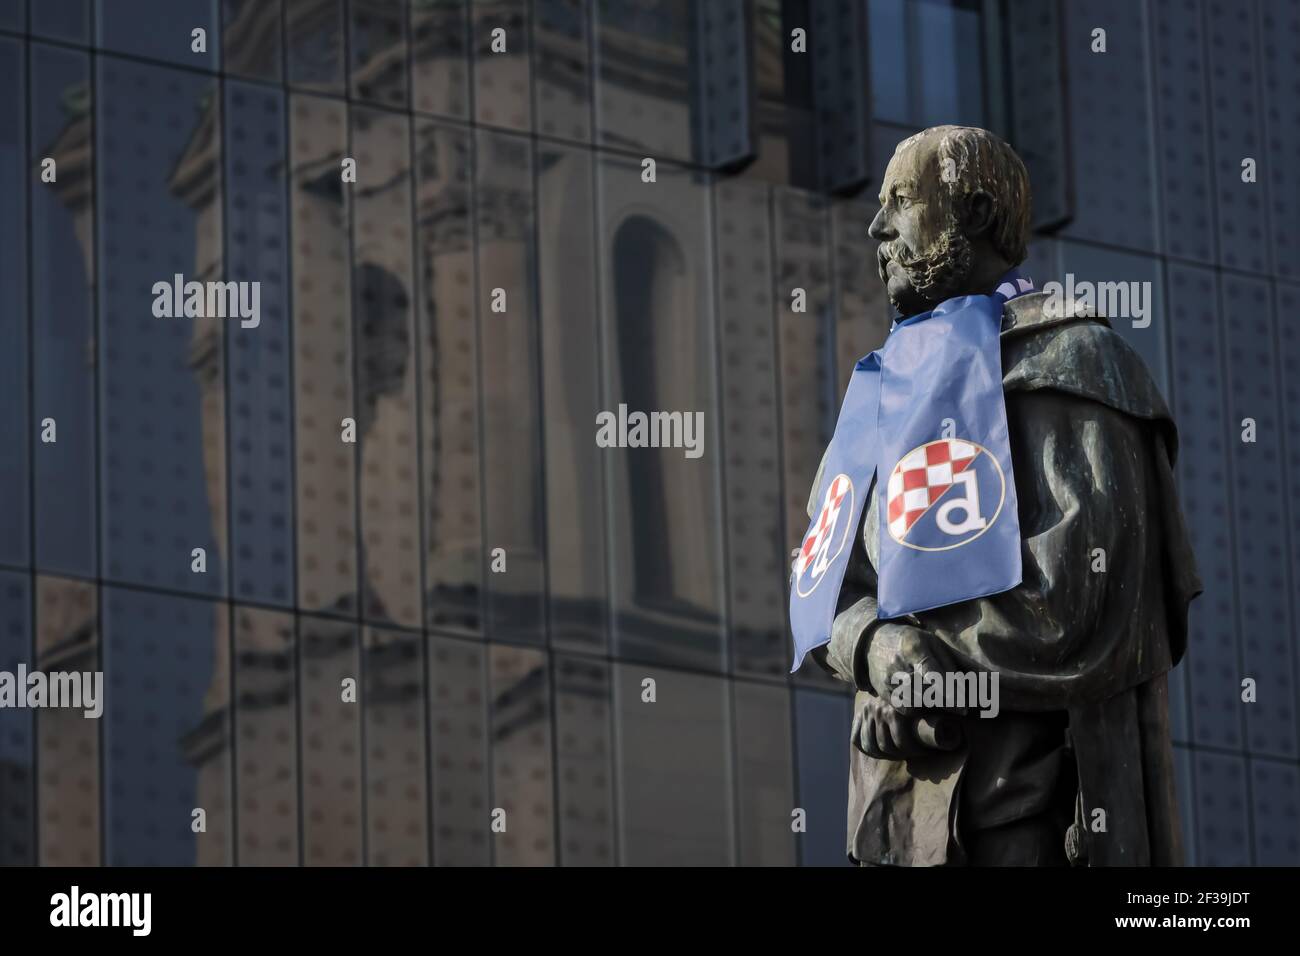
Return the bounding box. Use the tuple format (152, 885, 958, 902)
(794, 126, 1202, 866)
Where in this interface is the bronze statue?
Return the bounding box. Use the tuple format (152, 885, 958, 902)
(799, 126, 1202, 866)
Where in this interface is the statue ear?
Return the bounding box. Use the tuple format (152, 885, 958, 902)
(963, 189, 997, 238)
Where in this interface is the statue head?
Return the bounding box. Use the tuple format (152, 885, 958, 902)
(868, 126, 1031, 317)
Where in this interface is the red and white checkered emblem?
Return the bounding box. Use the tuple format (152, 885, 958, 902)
(795, 473, 854, 596)
(887, 439, 984, 544)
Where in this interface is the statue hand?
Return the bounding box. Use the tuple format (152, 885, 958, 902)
(865, 623, 952, 710)
(852, 693, 934, 761)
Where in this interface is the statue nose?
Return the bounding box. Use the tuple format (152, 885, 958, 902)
(868, 208, 893, 241)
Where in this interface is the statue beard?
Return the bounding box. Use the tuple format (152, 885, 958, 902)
(879, 224, 974, 311)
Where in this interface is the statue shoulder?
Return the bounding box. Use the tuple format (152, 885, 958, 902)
(999, 293, 1174, 431)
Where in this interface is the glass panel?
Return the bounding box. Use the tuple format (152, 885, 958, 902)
(96, 0, 220, 69)
(32, 44, 95, 578)
(290, 93, 357, 616)
(233, 605, 298, 866)
(1279, 283, 1300, 755)
(223, 0, 283, 82)
(593, 0, 695, 162)
(614, 663, 733, 865)
(225, 80, 294, 607)
(1221, 274, 1294, 759)
(350, 0, 409, 109)
(914, 0, 984, 128)
(489, 644, 555, 865)
(599, 154, 725, 670)
(352, 106, 422, 630)
(1205, 0, 1269, 274)
(537, 141, 605, 652)
(868, 0, 908, 124)
(1251, 759, 1300, 865)
(732, 0, 814, 190)
(476, 128, 545, 644)
(1193, 751, 1250, 865)
(554, 654, 614, 865)
(1057, 0, 1157, 252)
(472, 0, 533, 132)
(412, 0, 470, 120)
(1173, 743, 1196, 864)
(832, 196, 889, 387)
(1150, 0, 1214, 265)
(869, 0, 984, 128)
(1021, 233, 1059, 288)
(97, 58, 226, 597)
(428, 634, 489, 865)
(35, 576, 100, 865)
(0, 572, 33, 865)
(734, 680, 796, 866)
(0, 38, 28, 570)
(793, 686, 852, 865)
(0, 2, 20, 31)
(299, 614, 362, 864)
(31, 0, 91, 43)
(773, 188, 839, 689)
(286, 0, 345, 94)
(774, 188, 832, 557)
(364, 625, 428, 865)
(1262, 2, 1300, 280)
(535, 0, 591, 143)
(413, 119, 482, 635)
(714, 179, 785, 677)
(1165, 263, 1239, 752)
(103, 587, 230, 865)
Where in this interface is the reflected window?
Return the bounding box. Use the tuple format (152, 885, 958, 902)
(612, 216, 685, 612)
(868, 0, 986, 128)
(602, 157, 725, 671)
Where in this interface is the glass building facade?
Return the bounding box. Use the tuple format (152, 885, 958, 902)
(0, 0, 1295, 866)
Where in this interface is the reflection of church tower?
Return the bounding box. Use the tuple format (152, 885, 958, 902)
(155, 0, 559, 865)
(36, 0, 723, 867)
(611, 217, 684, 606)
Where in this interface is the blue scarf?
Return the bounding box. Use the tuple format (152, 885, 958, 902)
(789, 271, 1035, 672)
